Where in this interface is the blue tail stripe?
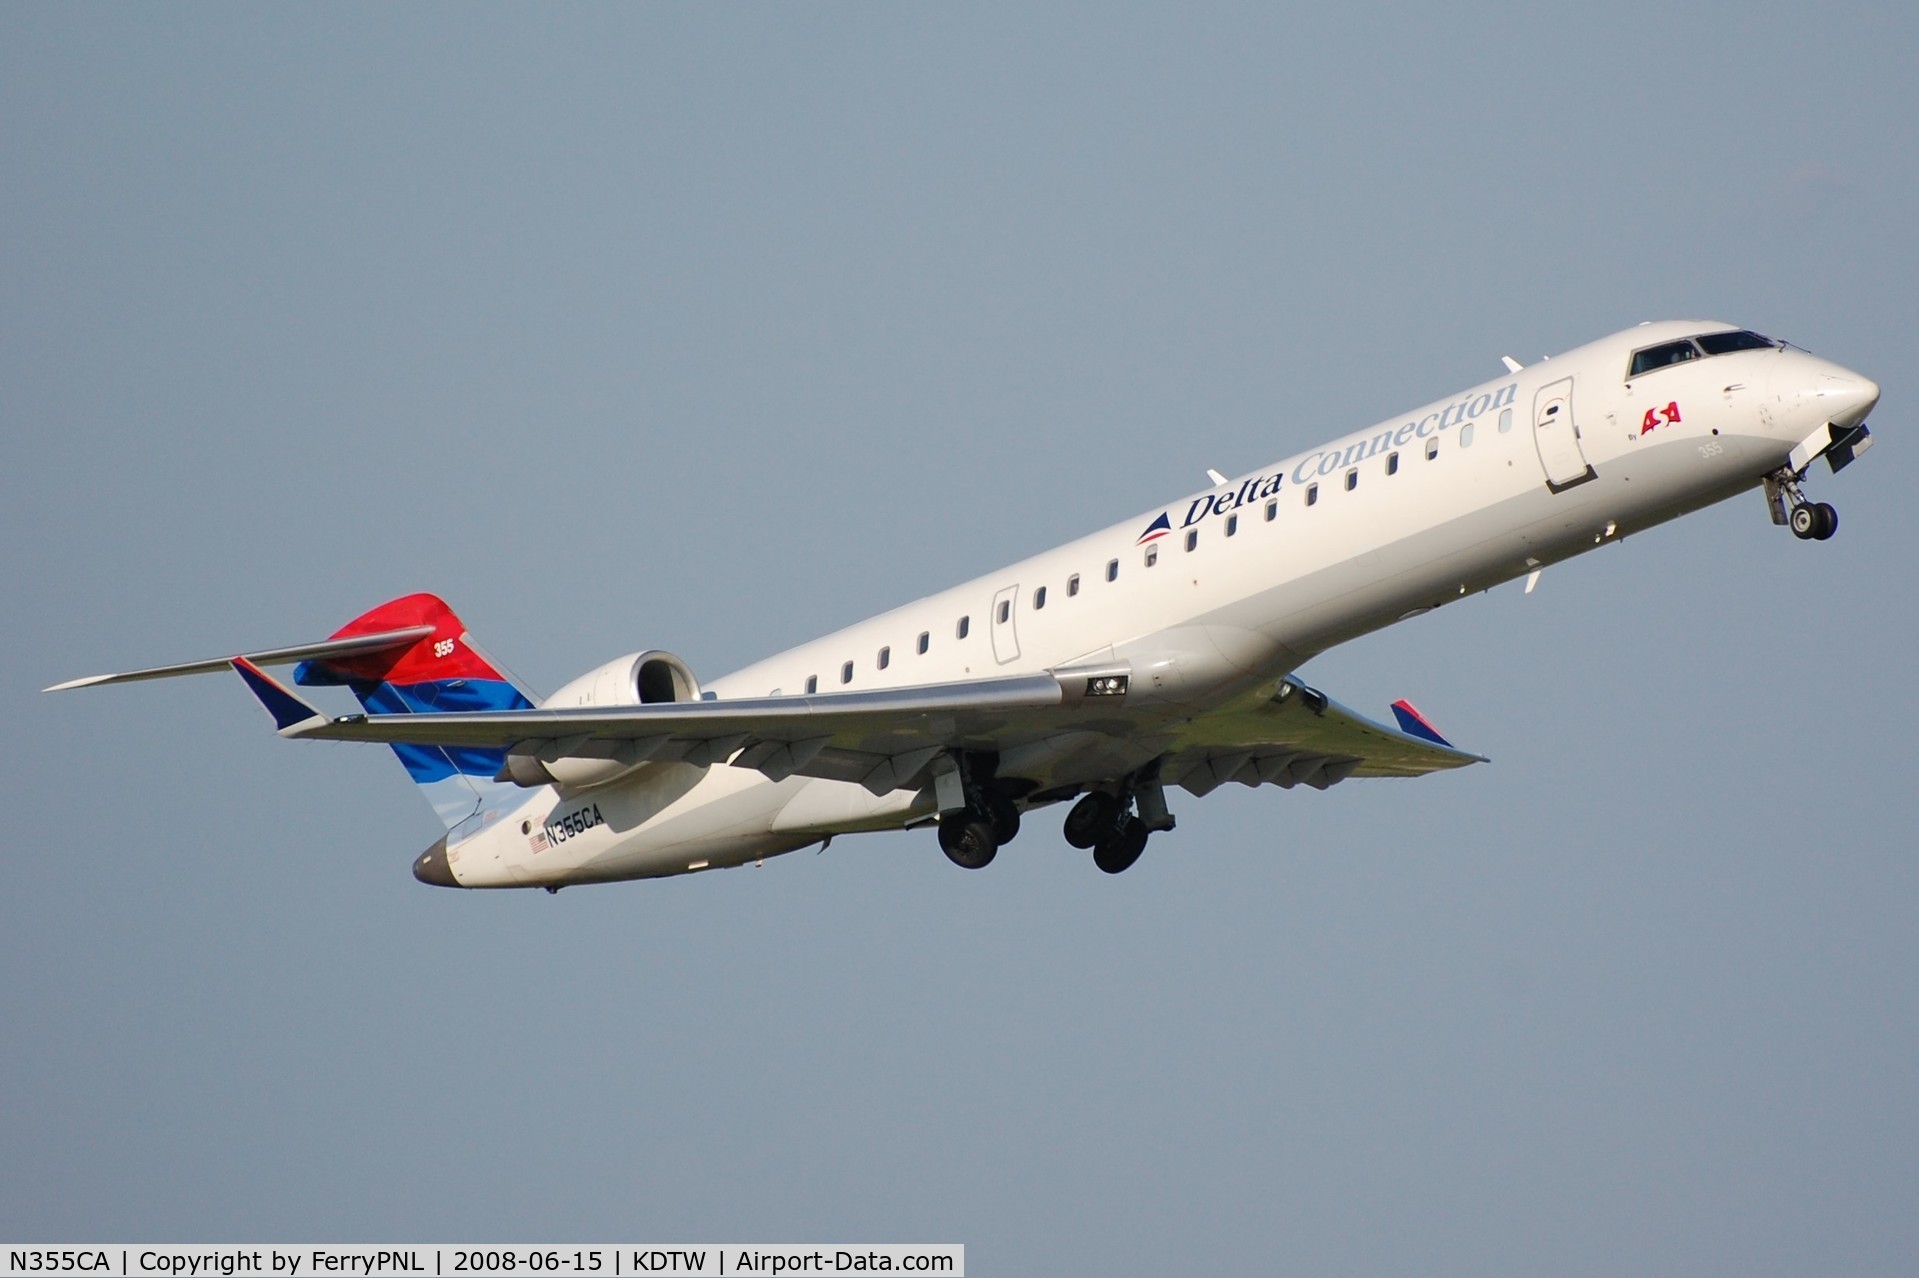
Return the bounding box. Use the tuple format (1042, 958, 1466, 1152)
(233, 660, 322, 731)
(344, 678, 534, 785)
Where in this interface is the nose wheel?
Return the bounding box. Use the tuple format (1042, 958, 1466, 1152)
(1789, 500, 1838, 541)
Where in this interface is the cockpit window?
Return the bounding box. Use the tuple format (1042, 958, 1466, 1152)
(1629, 339, 1702, 377)
(1695, 329, 1778, 356)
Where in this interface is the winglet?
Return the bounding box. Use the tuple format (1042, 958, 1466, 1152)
(231, 657, 329, 735)
(1390, 699, 1453, 747)
(1501, 356, 1523, 374)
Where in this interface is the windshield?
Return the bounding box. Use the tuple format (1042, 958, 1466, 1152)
(1629, 329, 1781, 379)
(1629, 340, 1701, 377)
(1695, 329, 1778, 355)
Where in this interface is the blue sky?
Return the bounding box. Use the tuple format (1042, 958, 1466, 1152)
(4, 5, 1916, 1272)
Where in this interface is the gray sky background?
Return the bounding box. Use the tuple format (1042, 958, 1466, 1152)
(4, 4, 1916, 1272)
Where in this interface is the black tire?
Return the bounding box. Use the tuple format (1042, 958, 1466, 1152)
(1093, 817, 1149, 875)
(938, 814, 999, 869)
(1814, 502, 1839, 540)
(989, 796, 1022, 845)
(1063, 792, 1119, 849)
(1790, 503, 1818, 539)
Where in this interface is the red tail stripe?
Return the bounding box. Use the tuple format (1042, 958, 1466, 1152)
(320, 593, 505, 685)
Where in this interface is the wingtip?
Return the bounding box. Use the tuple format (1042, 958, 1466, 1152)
(44, 675, 109, 693)
(1390, 698, 1455, 748)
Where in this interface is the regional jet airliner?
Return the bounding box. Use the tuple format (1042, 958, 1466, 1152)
(50, 321, 1879, 887)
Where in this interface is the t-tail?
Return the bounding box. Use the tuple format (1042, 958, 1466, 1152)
(45, 592, 540, 834)
(290, 594, 537, 830)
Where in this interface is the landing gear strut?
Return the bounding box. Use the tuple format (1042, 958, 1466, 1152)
(1765, 468, 1838, 542)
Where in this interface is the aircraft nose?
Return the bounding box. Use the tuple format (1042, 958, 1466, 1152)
(1825, 371, 1881, 428)
(413, 835, 459, 887)
(1769, 356, 1881, 432)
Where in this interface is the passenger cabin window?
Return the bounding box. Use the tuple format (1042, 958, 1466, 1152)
(997, 600, 1011, 624)
(1306, 483, 1319, 506)
(1226, 514, 1238, 537)
(1107, 558, 1119, 582)
(1068, 574, 1081, 597)
(1344, 470, 1358, 491)
(1459, 422, 1474, 448)
(1629, 339, 1702, 377)
(1184, 529, 1198, 551)
(956, 616, 970, 639)
(917, 631, 929, 655)
(1387, 451, 1400, 475)
(878, 646, 890, 670)
(841, 661, 853, 684)
(1033, 586, 1047, 609)
(1144, 544, 1158, 567)
(805, 675, 818, 694)
(1265, 499, 1278, 521)
(1425, 436, 1440, 460)
(1499, 408, 1513, 433)
(1696, 329, 1778, 355)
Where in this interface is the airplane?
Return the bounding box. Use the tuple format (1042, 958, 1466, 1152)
(48, 321, 1879, 890)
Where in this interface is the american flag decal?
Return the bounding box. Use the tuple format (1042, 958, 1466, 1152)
(528, 830, 550, 854)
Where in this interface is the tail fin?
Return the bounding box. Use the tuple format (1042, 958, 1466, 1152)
(294, 593, 537, 831)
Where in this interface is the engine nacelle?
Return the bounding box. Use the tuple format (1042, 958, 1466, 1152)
(503, 650, 702, 790)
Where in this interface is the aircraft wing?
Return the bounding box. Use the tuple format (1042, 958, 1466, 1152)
(229, 658, 1481, 799)
(1153, 681, 1485, 796)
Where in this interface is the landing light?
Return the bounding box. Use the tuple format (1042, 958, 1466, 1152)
(1085, 675, 1129, 697)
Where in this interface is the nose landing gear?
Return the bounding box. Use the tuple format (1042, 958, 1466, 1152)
(1764, 468, 1839, 542)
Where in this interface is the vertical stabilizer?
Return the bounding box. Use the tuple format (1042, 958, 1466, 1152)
(294, 593, 537, 830)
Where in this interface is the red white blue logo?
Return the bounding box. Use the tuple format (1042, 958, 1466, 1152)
(1136, 512, 1172, 544)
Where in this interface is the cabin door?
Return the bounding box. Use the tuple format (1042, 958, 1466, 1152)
(990, 584, 1021, 664)
(1532, 376, 1596, 491)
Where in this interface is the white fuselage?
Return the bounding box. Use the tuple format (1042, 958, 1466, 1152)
(441, 322, 1878, 888)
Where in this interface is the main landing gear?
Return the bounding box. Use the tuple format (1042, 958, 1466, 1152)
(1062, 764, 1175, 875)
(1765, 467, 1839, 542)
(937, 794, 1020, 870)
(933, 752, 1176, 875)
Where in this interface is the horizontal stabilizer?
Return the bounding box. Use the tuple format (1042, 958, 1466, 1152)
(45, 625, 435, 692)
